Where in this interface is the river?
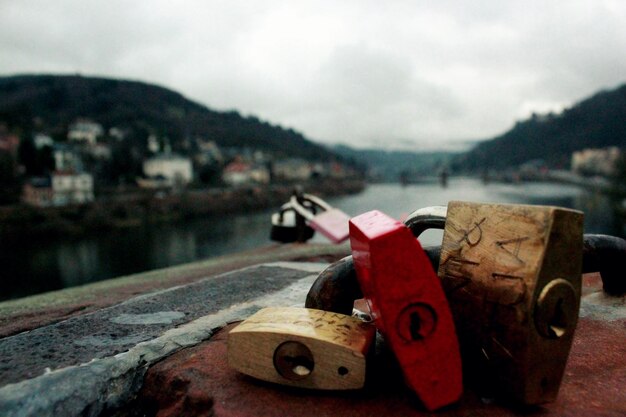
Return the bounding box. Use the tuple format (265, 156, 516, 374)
(1, 178, 624, 300)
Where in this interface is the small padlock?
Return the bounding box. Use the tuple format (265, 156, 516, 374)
(349, 210, 463, 410)
(435, 201, 583, 404)
(270, 202, 315, 243)
(228, 307, 375, 390)
(290, 194, 350, 244)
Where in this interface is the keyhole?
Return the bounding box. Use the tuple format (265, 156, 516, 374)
(535, 279, 577, 339)
(284, 355, 313, 376)
(274, 341, 315, 381)
(410, 312, 423, 340)
(549, 298, 567, 338)
(397, 303, 437, 343)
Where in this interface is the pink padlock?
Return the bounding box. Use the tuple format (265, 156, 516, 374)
(290, 194, 350, 243)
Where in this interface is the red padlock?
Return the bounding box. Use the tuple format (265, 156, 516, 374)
(350, 210, 462, 410)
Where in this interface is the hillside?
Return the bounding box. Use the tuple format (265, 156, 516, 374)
(453, 84, 626, 171)
(0, 74, 336, 161)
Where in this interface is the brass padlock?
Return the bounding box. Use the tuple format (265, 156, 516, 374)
(437, 201, 583, 404)
(228, 307, 375, 390)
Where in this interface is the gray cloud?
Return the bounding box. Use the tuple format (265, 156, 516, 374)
(289, 45, 465, 149)
(1, 0, 625, 151)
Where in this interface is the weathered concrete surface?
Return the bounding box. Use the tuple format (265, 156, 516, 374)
(0, 265, 317, 385)
(132, 272, 626, 417)
(0, 262, 326, 417)
(1, 258, 623, 417)
(0, 243, 350, 337)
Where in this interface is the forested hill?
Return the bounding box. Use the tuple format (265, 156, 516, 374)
(453, 83, 626, 171)
(0, 74, 336, 161)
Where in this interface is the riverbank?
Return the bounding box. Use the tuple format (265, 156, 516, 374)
(3, 179, 623, 302)
(485, 169, 626, 196)
(483, 170, 626, 227)
(0, 179, 364, 240)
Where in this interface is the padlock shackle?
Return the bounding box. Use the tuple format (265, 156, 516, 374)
(307, 206, 448, 314)
(402, 209, 626, 293)
(276, 202, 293, 220)
(404, 206, 447, 237)
(306, 233, 626, 314)
(289, 193, 334, 222)
(305, 246, 442, 315)
(302, 193, 333, 211)
(290, 196, 316, 221)
(273, 201, 300, 224)
(307, 201, 626, 313)
(271, 201, 317, 243)
(583, 234, 626, 295)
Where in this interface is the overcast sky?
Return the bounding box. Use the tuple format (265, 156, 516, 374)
(1, 1, 625, 151)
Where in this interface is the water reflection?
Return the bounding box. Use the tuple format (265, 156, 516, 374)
(57, 241, 100, 288)
(324, 179, 621, 246)
(1, 178, 623, 300)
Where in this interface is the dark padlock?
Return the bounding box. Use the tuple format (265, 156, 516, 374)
(270, 202, 315, 243)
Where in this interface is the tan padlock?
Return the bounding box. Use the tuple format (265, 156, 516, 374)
(438, 201, 583, 404)
(228, 307, 375, 390)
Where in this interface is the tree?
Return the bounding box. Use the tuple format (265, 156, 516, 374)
(0, 151, 19, 204)
(612, 151, 626, 195)
(17, 139, 54, 176)
(17, 137, 37, 175)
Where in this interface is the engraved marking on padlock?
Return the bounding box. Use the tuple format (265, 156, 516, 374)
(496, 236, 530, 265)
(396, 303, 437, 342)
(273, 341, 315, 380)
(534, 279, 577, 339)
(437, 201, 583, 404)
(450, 217, 486, 247)
(439, 254, 478, 294)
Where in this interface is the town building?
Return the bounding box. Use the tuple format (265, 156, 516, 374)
(272, 158, 312, 181)
(67, 120, 104, 145)
(222, 161, 270, 186)
(53, 143, 84, 172)
(142, 153, 193, 187)
(51, 172, 94, 205)
(33, 133, 54, 149)
(196, 140, 223, 165)
(108, 127, 126, 141)
(86, 143, 112, 160)
(572, 147, 622, 177)
(327, 162, 354, 179)
(0, 130, 20, 156)
(22, 172, 94, 207)
(147, 134, 161, 154)
(22, 177, 54, 207)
